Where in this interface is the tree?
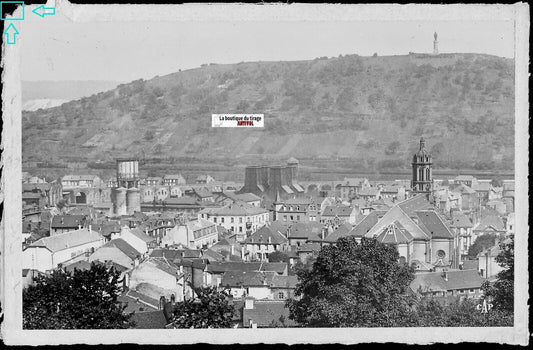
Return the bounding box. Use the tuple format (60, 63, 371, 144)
(415, 296, 513, 327)
(171, 286, 234, 328)
(287, 237, 417, 327)
(268, 251, 289, 263)
(490, 177, 503, 187)
(23, 262, 134, 329)
(467, 233, 497, 259)
(482, 235, 514, 312)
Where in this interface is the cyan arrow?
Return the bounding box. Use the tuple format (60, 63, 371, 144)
(4, 23, 19, 45)
(32, 4, 56, 17)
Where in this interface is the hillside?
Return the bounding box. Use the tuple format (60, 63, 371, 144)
(22, 53, 515, 181)
(22, 80, 122, 104)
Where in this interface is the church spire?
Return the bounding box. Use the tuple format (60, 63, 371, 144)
(419, 137, 426, 150)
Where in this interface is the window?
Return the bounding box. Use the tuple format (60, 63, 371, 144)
(283, 215, 287, 221)
(221, 218, 225, 223)
(214, 217, 217, 223)
(239, 227, 242, 233)
(231, 217, 234, 223)
(297, 215, 300, 221)
(239, 217, 243, 224)
(278, 292, 285, 299)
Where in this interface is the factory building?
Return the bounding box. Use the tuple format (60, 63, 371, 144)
(112, 158, 141, 216)
(238, 158, 305, 199)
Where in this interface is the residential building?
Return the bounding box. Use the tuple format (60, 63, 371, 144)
(196, 174, 214, 184)
(163, 174, 186, 186)
(22, 228, 105, 272)
(450, 213, 475, 259)
(409, 269, 485, 300)
(454, 175, 478, 188)
(478, 240, 507, 278)
(338, 177, 370, 201)
(242, 298, 296, 328)
(273, 196, 320, 223)
(242, 225, 288, 261)
(199, 202, 269, 242)
(320, 205, 357, 226)
(357, 187, 381, 202)
(163, 218, 218, 250)
(215, 191, 262, 207)
(89, 238, 142, 271)
(50, 214, 87, 235)
(129, 257, 189, 304)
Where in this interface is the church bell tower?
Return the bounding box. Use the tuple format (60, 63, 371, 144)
(412, 137, 433, 197)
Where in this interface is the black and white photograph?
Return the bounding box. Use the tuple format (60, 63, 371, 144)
(0, 1, 529, 345)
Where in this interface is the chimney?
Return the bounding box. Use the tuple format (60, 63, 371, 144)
(244, 297, 254, 310)
(268, 236, 272, 244)
(230, 244, 235, 256)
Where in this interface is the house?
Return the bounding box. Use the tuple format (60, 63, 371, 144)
(473, 215, 507, 237)
(129, 257, 189, 303)
(146, 177, 163, 186)
(338, 177, 370, 201)
(163, 174, 186, 186)
(323, 222, 354, 245)
(450, 213, 475, 259)
(199, 202, 269, 242)
(379, 184, 406, 201)
(61, 175, 105, 189)
(502, 183, 515, 199)
(471, 182, 492, 204)
(485, 199, 507, 215)
(320, 205, 357, 226)
(22, 182, 63, 208)
(205, 261, 288, 287)
(357, 187, 381, 202)
(242, 298, 296, 328)
(451, 184, 479, 213)
(242, 225, 288, 261)
(111, 226, 156, 255)
(163, 218, 218, 250)
(210, 238, 243, 262)
(273, 196, 320, 223)
(22, 228, 105, 272)
(409, 269, 485, 300)
(89, 238, 142, 271)
(50, 214, 87, 235)
(296, 242, 321, 264)
(215, 191, 262, 207)
(220, 271, 298, 301)
(192, 188, 214, 202)
(196, 174, 215, 184)
(285, 221, 325, 247)
(477, 240, 506, 279)
(453, 175, 478, 188)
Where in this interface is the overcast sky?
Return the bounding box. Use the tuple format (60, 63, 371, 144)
(20, 7, 515, 83)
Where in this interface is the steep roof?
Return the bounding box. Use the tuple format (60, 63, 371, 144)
(102, 238, 141, 260)
(199, 202, 268, 216)
(242, 300, 296, 327)
(376, 222, 413, 244)
(28, 228, 103, 253)
(358, 187, 380, 196)
(131, 310, 169, 329)
(51, 215, 86, 228)
(410, 269, 485, 293)
(244, 225, 288, 245)
(452, 184, 476, 195)
(221, 270, 277, 287)
(397, 194, 433, 215)
(324, 222, 353, 242)
(365, 206, 430, 240)
(472, 182, 491, 192)
(414, 210, 454, 239)
(129, 228, 157, 242)
(321, 205, 355, 217)
(450, 213, 473, 228)
(297, 242, 322, 253)
(206, 261, 287, 274)
(348, 211, 385, 237)
(474, 215, 505, 232)
(287, 222, 323, 240)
